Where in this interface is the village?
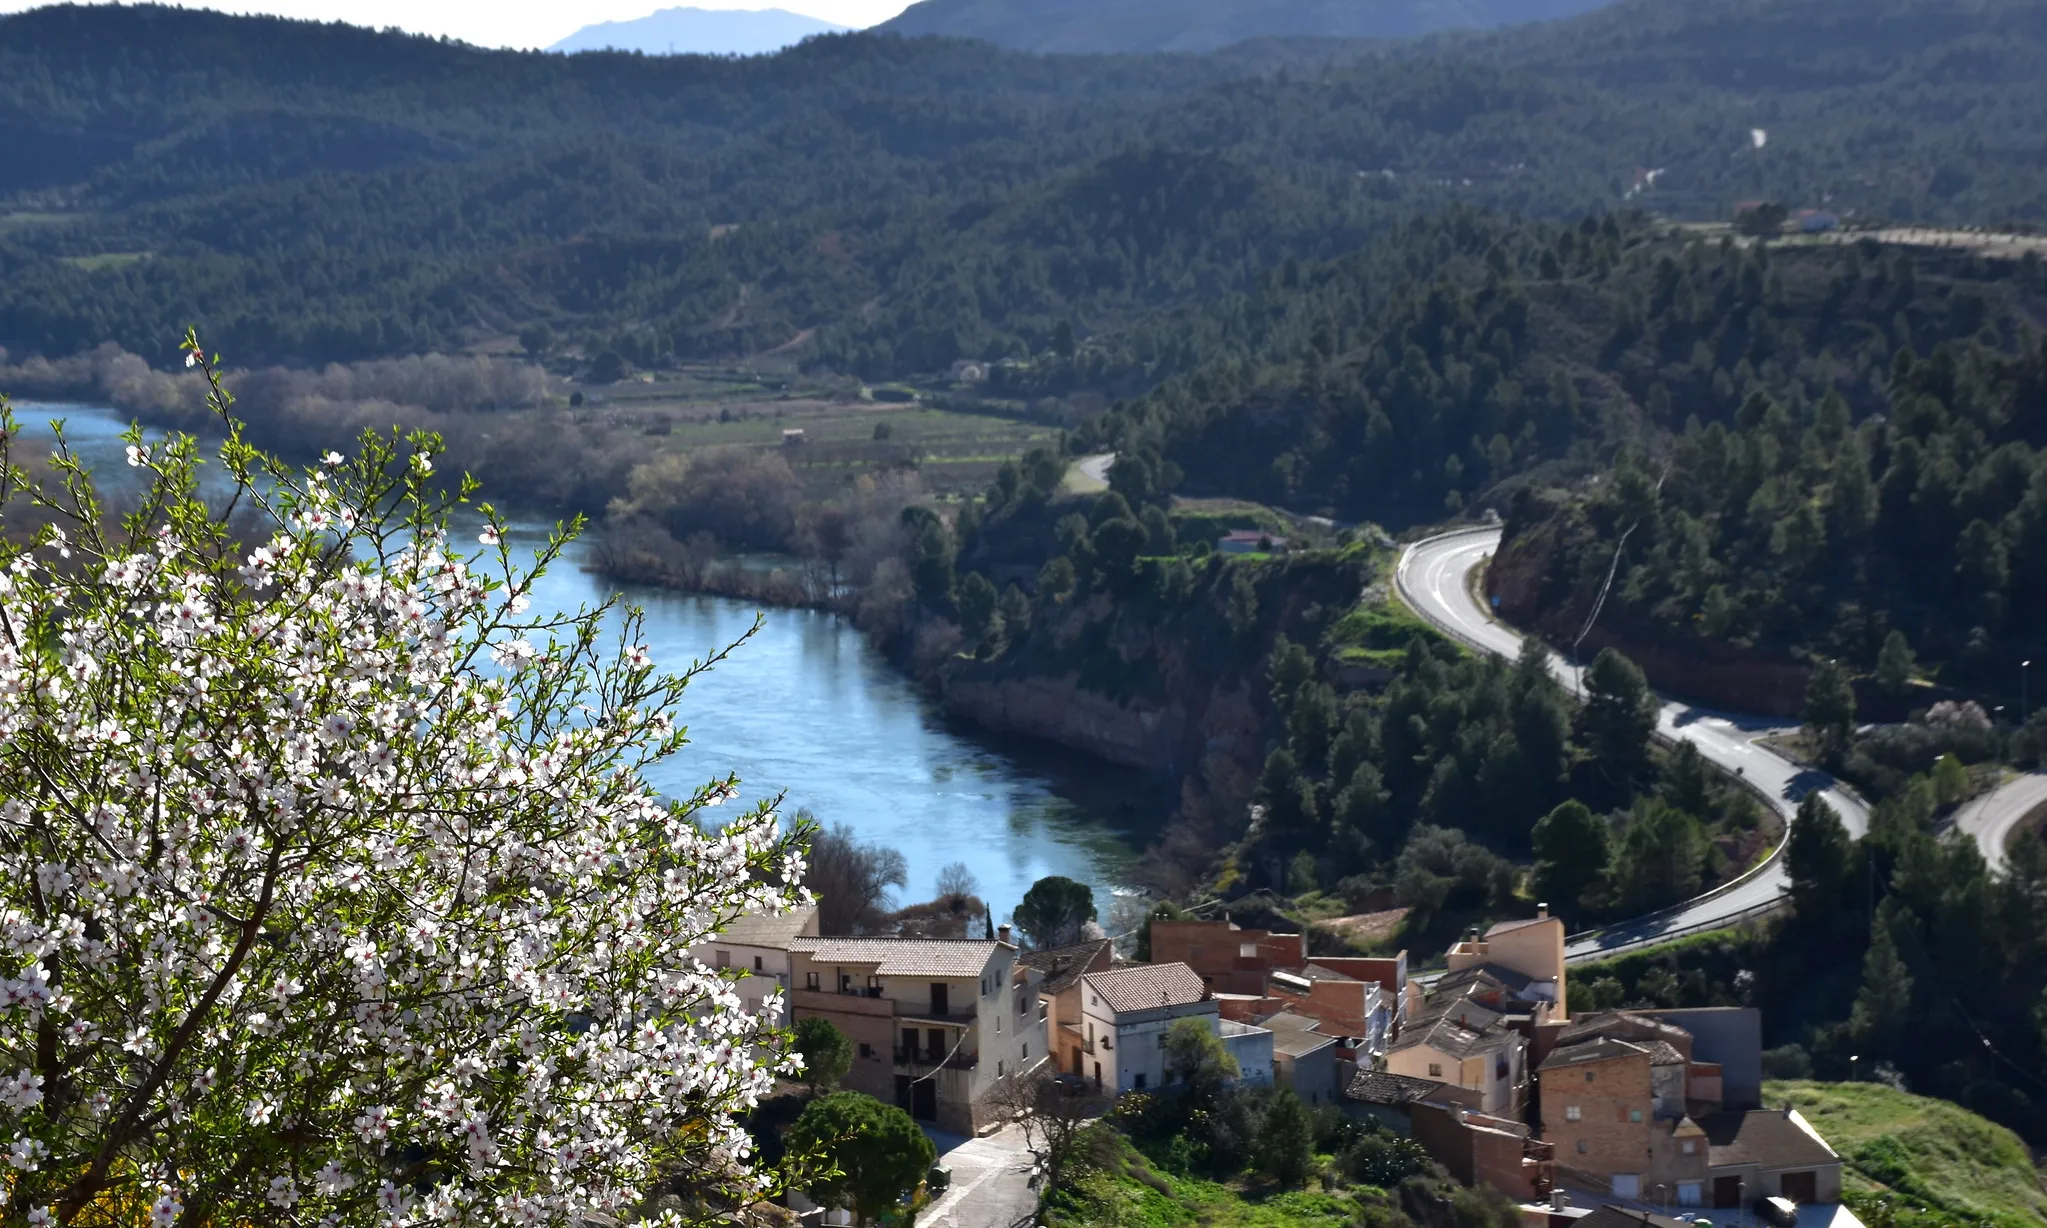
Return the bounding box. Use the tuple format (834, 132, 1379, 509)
(698, 902, 1859, 1228)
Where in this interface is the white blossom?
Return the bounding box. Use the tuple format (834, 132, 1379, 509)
(0, 385, 805, 1227)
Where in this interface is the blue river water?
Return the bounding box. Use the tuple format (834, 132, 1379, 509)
(9, 401, 1149, 921)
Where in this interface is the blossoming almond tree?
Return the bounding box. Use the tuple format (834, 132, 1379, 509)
(0, 336, 809, 1227)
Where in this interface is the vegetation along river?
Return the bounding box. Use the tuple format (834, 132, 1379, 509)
(15, 402, 1149, 919)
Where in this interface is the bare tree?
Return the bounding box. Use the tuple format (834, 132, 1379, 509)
(988, 1070, 1108, 1224)
(936, 861, 979, 901)
(802, 818, 909, 935)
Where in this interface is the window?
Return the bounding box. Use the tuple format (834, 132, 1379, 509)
(805, 972, 819, 990)
(997, 1016, 1002, 1034)
(1239, 943, 1258, 958)
(1628, 1108, 1644, 1123)
(714, 949, 730, 969)
(1577, 1141, 1588, 1155)
(998, 1060, 1004, 1077)
(1039, 1001, 1048, 1021)
(1586, 1071, 1595, 1082)
(753, 955, 763, 972)
(1428, 1063, 1443, 1078)
(1022, 1044, 1029, 1060)
(858, 1044, 873, 1059)
(1564, 1106, 1581, 1123)
(1682, 1140, 1695, 1155)
(1134, 1072, 1147, 1090)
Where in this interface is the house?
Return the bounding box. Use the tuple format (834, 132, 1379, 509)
(1021, 938, 1114, 1077)
(781, 428, 805, 445)
(689, 904, 820, 1026)
(1444, 906, 1569, 1019)
(1261, 1011, 1342, 1105)
(1150, 918, 1404, 1055)
(1537, 1035, 1708, 1206)
(1343, 1069, 1459, 1135)
(1700, 1106, 1843, 1210)
(1385, 994, 1529, 1117)
(787, 936, 1041, 1134)
(1219, 1019, 1277, 1087)
(1073, 962, 1237, 1094)
(1413, 1102, 1555, 1203)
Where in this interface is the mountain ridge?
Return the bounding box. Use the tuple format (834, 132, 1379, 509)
(549, 6, 848, 56)
(876, 0, 1618, 53)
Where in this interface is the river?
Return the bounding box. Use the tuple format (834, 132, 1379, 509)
(9, 401, 1150, 921)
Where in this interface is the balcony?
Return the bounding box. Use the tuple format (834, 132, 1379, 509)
(893, 1002, 979, 1026)
(894, 1046, 980, 1071)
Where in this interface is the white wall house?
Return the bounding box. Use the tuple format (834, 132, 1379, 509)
(689, 904, 820, 1026)
(1078, 963, 1228, 1094)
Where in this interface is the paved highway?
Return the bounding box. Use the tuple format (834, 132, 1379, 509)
(1951, 771, 2047, 874)
(1396, 527, 1872, 962)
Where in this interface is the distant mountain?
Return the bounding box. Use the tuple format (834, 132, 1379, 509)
(550, 6, 846, 56)
(875, 0, 1618, 53)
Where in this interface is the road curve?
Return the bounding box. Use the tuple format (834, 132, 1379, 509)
(1395, 527, 1872, 962)
(1951, 772, 2047, 874)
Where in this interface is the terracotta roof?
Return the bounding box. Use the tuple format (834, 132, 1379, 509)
(1344, 1069, 1443, 1107)
(1084, 963, 1209, 1014)
(1539, 1037, 1650, 1071)
(790, 937, 1000, 978)
(1643, 1041, 1687, 1066)
(710, 905, 817, 950)
(1434, 962, 1535, 995)
(1018, 939, 1112, 993)
(1701, 1108, 1839, 1171)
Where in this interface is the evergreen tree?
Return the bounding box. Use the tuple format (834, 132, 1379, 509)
(1803, 658, 1858, 763)
(1849, 906, 1914, 1060)
(1786, 792, 1855, 923)
(1659, 739, 1715, 820)
(957, 570, 999, 647)
(1876, 630, 1915, 697)
(1531, 799, 1611, 917)
(1580, 648, 1658, 784)
(1254, 1089, 1315, 1188)
(1611, 800, 1704, 912)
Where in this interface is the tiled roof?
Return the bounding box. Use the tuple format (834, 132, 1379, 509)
(1345, 1069, 1443, 1107)
(1643, 1040, 1687, 1066)
(1701, 1108, 1839, 1171)
(1558, 1010, 1692, 1047)
(1434, 962, 1535, 995)
(1390, 1008, 1519, 1060)
(710, 905, 818, 950)
(1539, 1037, 1649, 1070)
(1084, 963, 1209, 1014)
(791, 937, 999, 978)
(1018, 939, 1112, 993)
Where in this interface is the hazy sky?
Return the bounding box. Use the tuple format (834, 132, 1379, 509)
(0, 0, 918, 50)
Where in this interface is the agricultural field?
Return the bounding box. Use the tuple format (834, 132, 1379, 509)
(574, 368, 1061, 497)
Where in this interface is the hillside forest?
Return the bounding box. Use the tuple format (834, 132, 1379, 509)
(5, 0, 2047, 1200)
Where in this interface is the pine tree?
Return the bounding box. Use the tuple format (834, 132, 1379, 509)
(1803, 658, 1858, 763)
(1786, 792, 1855, 924)
(1581, 648, 1657, 783)
(1849, 907, 1914, 1059)
(1876, 630, 1915, 696)
(1531, 799, 1610, 917)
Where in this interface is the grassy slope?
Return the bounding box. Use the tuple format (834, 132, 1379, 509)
(1766, 1081, 2047, 1228)
(1050, 1135, 1356, 1228)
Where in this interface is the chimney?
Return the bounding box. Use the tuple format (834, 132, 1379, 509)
(1537, 903, 1548, 919)
(1550, 1191, 1569, 1212)
(997, 923, 1012, 944)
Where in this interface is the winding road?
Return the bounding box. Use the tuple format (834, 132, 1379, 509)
(1396, 527, 1870, 961)
(1398, 525, 2047, 959)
